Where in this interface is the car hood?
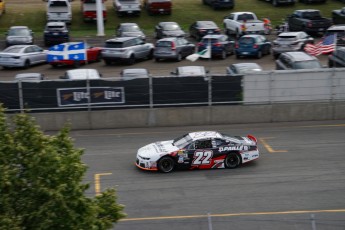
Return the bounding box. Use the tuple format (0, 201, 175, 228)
(137, 140, 179, 158)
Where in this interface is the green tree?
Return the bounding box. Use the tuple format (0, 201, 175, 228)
(0, 106, 126, 230)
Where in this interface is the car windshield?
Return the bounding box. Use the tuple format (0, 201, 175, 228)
(8, 28, 30, 36)
(122, 25, 140, 32)
(3, 46, 22, 53)
(325, 30, 345, 38)
(201, 38, 219, 44)
(156, 41, 172, 47)
(293, 61, 322, 69)
(199, 21, 217, 28)
(105, 42, 123, 48)
(239, 37, 255, 44)
(163, 23, 180, 31)
(302, 11, 321, 19)
(173, 134, 193, 148)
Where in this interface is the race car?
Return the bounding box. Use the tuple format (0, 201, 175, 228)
(135, 131, 259, 173)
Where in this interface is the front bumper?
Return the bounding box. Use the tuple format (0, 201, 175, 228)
(135, 157, 158, 171)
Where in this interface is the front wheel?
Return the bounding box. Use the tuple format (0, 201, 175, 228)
(158, 156, 175, 173)
(224, 153, 241, 169)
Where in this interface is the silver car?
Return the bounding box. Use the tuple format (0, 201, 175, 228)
(154, 37, 195, 62)
(101, 37, 154, 65)
(226, 63, 263, 76)
(0, 45, 47, 69)
(170, 66, 209, 78)
(6, 26, 34, 47)
(120, 68, 150, 80)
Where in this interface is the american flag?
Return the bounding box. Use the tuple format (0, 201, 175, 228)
(304, 34, 336, 56)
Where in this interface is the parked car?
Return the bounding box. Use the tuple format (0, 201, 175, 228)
(14, 73, 46, 81)
(46, 0, 72, 24)
(189, 21, 221, 41)
(154, 21, 185, 39)
(113, 0, 141, 17)
(81, 0, 107, 22)
(154, 37, 195, 62)
(170, 66, 209, 78)
(43, 21, 70, 47)
(259, 0, 295, 7)
(328, 47, 345, 67)
(101, 37, 154, 65)
(60, 68, 102, 80)
(120, 68, 150, 80)
(223, 12, 265, 38)
(197, 34, 234, 59)
(226, 63, 263, 76)
(144, 0, 172, 15)
(275, 51, 323, 70)
(332, 7, 345, 25)
(235, 34, 271, 59)
(324, 25, 345, 47)
(202, 0, 234, 10)
(287, 9, 332, 35)
(299, 0, 326, 3)
(272, 31, 314, 59)
(116, 23, 146, 41)
(47, 42, 102, 68)
(5, 26, 34, 47)
(0, 45, 47, 69)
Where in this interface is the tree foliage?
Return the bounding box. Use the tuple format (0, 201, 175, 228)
(0, 106, 126, 230)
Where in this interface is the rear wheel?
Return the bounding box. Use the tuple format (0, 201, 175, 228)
(73, 60, 81, 68)
(224, 153, 241, 169)
(176, 53, 182, 62)
(256, 51, 262, 59)
(221, 50, 227, 59)
(24, 60, 30, 69)
(158, 156, 175, 173)
(128, 55, 135, 65)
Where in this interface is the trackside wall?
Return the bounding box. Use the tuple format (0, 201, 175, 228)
(26, 101, 345, 131)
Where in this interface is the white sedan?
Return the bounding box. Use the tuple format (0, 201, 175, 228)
(0, 45, 47, 69)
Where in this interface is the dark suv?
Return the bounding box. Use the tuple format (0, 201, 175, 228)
(202, 0, 234, 10)
(101, 37, 154, 65)
(189, 21, 221, 41)
(272, 31, 314, 58)
(197, 34, 234, 59)
(275, 51, 322, 70)
(328, 47, 345, 67)
(43, 21, 69, 46)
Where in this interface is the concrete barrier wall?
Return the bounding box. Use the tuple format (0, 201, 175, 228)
(27, 101, 345, 131)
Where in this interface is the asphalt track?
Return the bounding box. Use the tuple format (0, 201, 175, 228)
(66, 120, 345, 230)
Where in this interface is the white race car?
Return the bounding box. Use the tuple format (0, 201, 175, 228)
(135, 131, 259, 173)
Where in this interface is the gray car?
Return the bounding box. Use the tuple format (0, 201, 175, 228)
(5, 26, 34, 47)
(275, 51, 322, 70)
(154, 22, 186, 39)
(113, 0, 141, 16)
(272, 31, 314, 59)
(154, 37, 195, 62)
(120, 68, 150, 80)
(170, 66, 209, 78)
(0, 45, 47, 69)
(101, 37, 154, 65)
(116, 23, 146, 41)
(226, 63, 263, 76)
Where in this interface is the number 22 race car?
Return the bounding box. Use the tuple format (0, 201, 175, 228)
(135, 131, 259, 173)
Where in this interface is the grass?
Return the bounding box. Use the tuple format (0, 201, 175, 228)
(0, 0, 344, 38)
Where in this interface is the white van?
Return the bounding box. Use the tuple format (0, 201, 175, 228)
(47, 0, 72, 24)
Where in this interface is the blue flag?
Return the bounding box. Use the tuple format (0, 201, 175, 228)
(47, 42, 87, 62)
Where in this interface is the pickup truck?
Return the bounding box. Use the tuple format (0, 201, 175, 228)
(113, 0, 141, 17)
(81, 0, 107, 22)
(287, 9, 332, 35)
(223, 12, 265, 38)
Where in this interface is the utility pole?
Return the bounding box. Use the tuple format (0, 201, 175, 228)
(96, 0, 105, 36)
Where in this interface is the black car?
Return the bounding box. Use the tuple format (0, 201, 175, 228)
(197, 34, 234, 59)
(154, 21, 186, 39)
(333, 7, 345, 25)
(328, 47, 345, 67)
(275, 51, 322, 70)
(189, 21, 221, 41)
(43, 22, 69, 47)
(202, 0, 234, 10)
(272, 31, 314, 58)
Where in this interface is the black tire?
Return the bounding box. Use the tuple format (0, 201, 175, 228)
(221, 50, 227, 60)
(24, 60, 30, 69)
(147, 50, 154, 60)
(176, 53, 182, 62)
(95, 53, 102, 62)
(155, 58, 160, 62)
(73, 60, 81, 68)
(224, 153, 241, 169)
(127, 55, 135, 65)
(256, 51, 262, 59)
(104, 59, 112, 65)
(158, 156, 175, 173)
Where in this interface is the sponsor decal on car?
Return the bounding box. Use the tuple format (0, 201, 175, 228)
(219, 145, 249, 152)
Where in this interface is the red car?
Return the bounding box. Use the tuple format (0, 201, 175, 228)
(47, 42, 102, 68)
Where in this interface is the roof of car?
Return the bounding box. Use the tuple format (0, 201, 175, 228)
(46, 21, 66, 26)
(188, 131, 224, 141)
(327, 25, 345, 31)
(65, 69, 101, 80)
(202, 34, 225, 39)
(9, 26, 29, 30)
(282, 51, 316, 61)
(120, 22, 139, 26)
(295, 9, 320, 12)
(15, 73, 45, 81)
(106, 37, 138, 42)
(278, 32, 305, 37)
(232, 63, 263, 72)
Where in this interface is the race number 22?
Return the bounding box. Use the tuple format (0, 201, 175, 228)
(192, 151, 213, 165)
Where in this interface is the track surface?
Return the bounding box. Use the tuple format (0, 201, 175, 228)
(67, 120, 345, 230)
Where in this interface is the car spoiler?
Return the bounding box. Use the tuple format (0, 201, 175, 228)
(247, 134, 257, 144)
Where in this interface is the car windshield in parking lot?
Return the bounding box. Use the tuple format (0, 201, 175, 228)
(162, 23, 180, 31)
(105, 42, 123, 48)
(276, 36, 297, 41)
(293, 61, 322, 69)
(9, 28, 30, 36)
(156, 41, 172, 47)
(2, 46, 22, 53)
(122, 25, 141, 32)
(239, 37, 255, 44)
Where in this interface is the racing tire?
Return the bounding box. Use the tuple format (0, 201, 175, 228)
(24, 60, 30, 69)
(224, 153, 241, 169)
(158, 156, 175, 173)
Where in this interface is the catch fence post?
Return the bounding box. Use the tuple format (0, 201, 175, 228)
(207, 212, 213, 230)
(310, 214, 317, 230)
(18, 81, 24, 113)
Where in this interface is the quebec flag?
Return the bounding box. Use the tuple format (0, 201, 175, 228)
(47, 42, 87, 62)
